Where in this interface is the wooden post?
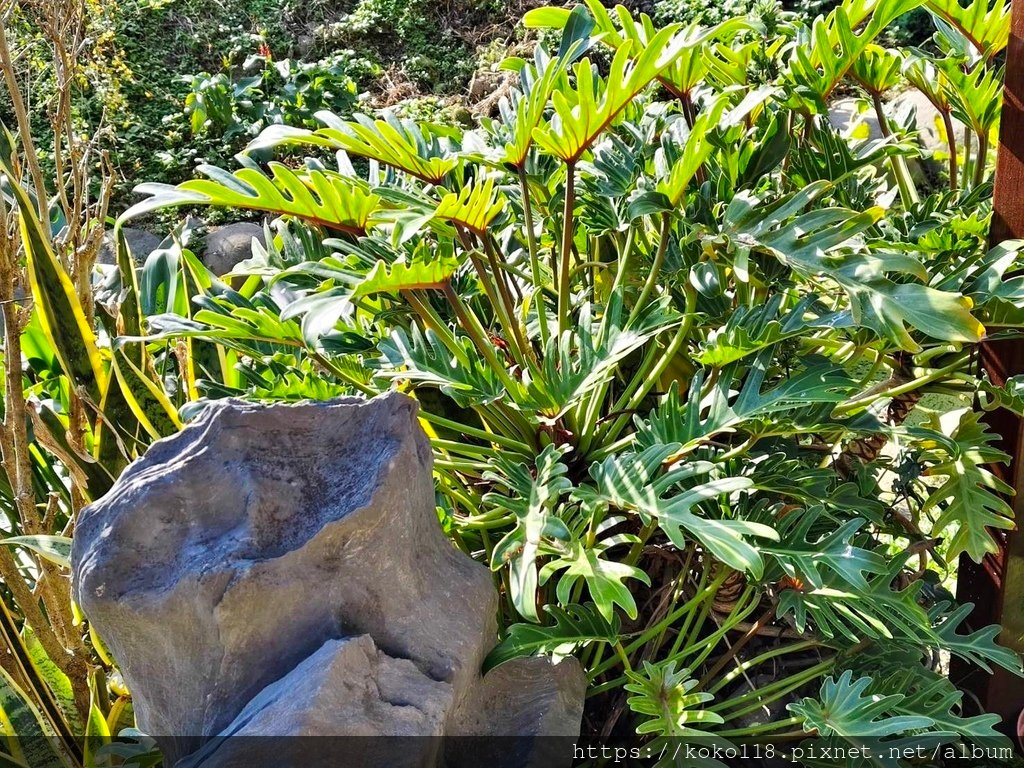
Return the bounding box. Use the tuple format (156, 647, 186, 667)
(954, 0, 1024, 728)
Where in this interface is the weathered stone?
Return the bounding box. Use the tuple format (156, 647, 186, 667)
(177, 635, 451, 768)
(97, 227, 162, 265)
(828, 97, 883, 141)
(72, 393, 585, 767)
(890, 89, 963, 156)
(202, 222, 265, 276)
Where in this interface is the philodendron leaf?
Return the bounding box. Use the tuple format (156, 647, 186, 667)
(484, 603, 619, 671)
(485, 444, 574, 622)
(929, 602, 1024, 676)
(625, 660, 724, 737)
(580, 445, 777, 577)
(539, 541, 650, 621)
(910, 411, 1014, 562)
(352, 254, 458, 298)
(124, 164, 383, 235)
(790, 670, 933, 740)
(433, 176, 505, 236)
(725, 184, 985, 351)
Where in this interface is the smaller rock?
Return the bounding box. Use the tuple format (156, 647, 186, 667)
(179, 635, 451, 768)
(828, 97, 883, 141)
(203, 223, 266, 277)
(448, 656, 586, 768)
(890, 89, 962, 156)
(469, 70, 503, 101)
(97, 227, 162, 266)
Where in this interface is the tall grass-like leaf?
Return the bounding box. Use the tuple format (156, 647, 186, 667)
(0, 667, 70, 768)
(0, 169, 106, 404)
(0, 537, 71, 569)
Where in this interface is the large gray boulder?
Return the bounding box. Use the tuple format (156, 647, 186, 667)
(97, 227, 163, 265)
(202, 222, 265, 276)
(72, 393, 584, 768)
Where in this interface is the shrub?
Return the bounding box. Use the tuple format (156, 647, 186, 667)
(118, 0, 1024, 756)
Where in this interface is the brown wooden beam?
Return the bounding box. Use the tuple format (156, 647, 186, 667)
(954, 0, 1024, 729)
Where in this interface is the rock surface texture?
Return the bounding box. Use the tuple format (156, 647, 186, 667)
(202, 222, 266, 276)
(97, 227, 163, 265)
(72, 393, 584, 767)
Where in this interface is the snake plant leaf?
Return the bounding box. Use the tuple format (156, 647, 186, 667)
(20, 629, 83, 736)
(0, 667, 69, 768)
(484, 603, 619, 671)
(0, 172, 107, 405)
(28, 403, 114, 499)
(0, 536, 71, 569)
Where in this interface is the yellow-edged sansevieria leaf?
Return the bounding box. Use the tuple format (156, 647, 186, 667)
(0, 167, 107, 405)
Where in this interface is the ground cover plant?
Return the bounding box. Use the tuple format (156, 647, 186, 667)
(2, 0, 1024, 765)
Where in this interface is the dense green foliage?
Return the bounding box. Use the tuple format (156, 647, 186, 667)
(2, 0, 1024, 765)
(106, 0, 1024, 759)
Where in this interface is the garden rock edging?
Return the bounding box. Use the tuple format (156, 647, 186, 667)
(72, 393, 584, 767)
